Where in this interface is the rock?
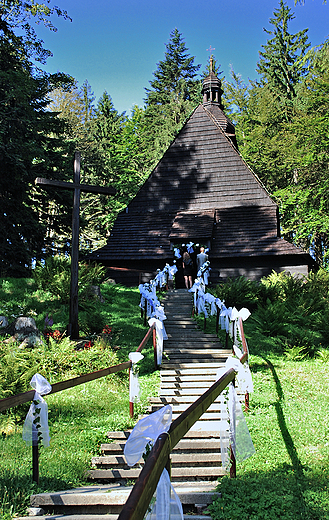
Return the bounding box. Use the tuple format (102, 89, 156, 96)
(27, 507, 45, 516)
(89, 285, 105, 303)
(0, 316, 8, 328)
(2, 316, 44, 346)
(14, 317, 38, 332)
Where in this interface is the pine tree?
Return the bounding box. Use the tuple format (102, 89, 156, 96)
(145, 28, 201, 107)
(144, 29, 201, 166)
(257, 0, 310, 105)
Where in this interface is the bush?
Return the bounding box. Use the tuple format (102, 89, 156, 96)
(33, 256, 106, 304)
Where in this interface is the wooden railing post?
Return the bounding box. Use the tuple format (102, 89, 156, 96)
(32, 442, 39, 484)
(230, 376, 237, 479)
(144, 300, 147, 326)
(216, 305, 219, 334)
(129, 366, 134, 418)
(153, 325, 157, 369)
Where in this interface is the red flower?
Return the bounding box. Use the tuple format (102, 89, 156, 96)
(102, 325, 112, 334)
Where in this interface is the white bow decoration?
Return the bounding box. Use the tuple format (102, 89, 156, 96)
(124, 406, 183, 520)
(149, 317, 167, 365)
(22, 373, 52, 447)
(129, 352, 144, 403)
(174, 248, 181, 259)
(220, 306, 232, 333)
(186, 241, 194, 254)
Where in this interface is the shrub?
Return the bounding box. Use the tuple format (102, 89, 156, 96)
(33, 256, 106, 304)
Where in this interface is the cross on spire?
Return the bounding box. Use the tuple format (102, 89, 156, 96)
(206, 46, 215, 72)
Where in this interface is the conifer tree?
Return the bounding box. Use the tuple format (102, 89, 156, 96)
(257, 0, 310, 105)
(144, 29, 201, 166)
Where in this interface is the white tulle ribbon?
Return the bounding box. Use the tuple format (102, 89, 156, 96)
(129, 352, 144, 403)
(228, 383, 255, 464)
(174, 248, 181, 259)
(22, 373, 52, 447)
(204, 293, 217, 315)
(220, 306, 232, 333)
(145, 468, 184, 520)
(169, 264, 178, 279)
(124, 406, 183, 520)
(215, 373, 255, 468)
(186, 241, 194, 254)
(149, 318, 167, 365)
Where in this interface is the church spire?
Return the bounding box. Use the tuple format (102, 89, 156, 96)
(202, 53, 223, 107)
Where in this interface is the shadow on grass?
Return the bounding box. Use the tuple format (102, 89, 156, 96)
(0, 472, 78, 518)
(261, 357, 310, 518)
(209, 464, 329, 520)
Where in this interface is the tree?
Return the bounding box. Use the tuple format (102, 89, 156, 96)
(0, 0, 71, 62)
(0, 1, 73, 275)
(144, 29, 201, 165)
(257, 0, 310, 115)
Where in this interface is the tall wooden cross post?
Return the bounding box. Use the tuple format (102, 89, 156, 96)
(36, 152, 116, 339)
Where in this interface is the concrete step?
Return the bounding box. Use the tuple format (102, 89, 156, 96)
(21, 483, 219, 518)
(87, 466, 225, 481)
(92, 452, 223, 468)
(19, 504, 212, 520)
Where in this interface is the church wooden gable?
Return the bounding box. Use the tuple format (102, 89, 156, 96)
(89, 68, 315, 283)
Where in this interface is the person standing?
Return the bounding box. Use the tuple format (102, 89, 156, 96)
(196, 246, 208, 270)
(182, 251, 193, 289)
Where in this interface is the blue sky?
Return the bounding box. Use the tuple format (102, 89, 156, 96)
(37, 0, 329, 115)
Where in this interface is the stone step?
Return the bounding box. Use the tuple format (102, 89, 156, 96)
(19, 516, 212, 520)
(161, 375, 218, 382)
(105, 430, 221, 440)
(101, 439, 223, 456)
(87, 466, 225, 481)
(160, 368, 220, 376)
(160, 363, 224, 369)
(92, 452, 223, 468)
(161, 381, 224, 389)
(22, 484, 218, 518)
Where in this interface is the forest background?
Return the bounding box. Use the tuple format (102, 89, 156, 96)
(1, 0, 329, 276)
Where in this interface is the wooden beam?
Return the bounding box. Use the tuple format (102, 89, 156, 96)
(35, 177, 116, 195)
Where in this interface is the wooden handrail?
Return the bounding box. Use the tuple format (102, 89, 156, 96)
(0, 361, 132, 413)
(118, 368, 236, 520)
(136, 322, 155, 353)
(130, 322, 157, 418)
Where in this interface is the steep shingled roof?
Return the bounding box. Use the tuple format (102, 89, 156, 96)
(89, 96, 311, 266)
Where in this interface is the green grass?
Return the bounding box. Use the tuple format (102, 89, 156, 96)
(1, 276, 329, 519)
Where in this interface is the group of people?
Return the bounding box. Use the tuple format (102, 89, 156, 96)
(182, 246, 208, 289)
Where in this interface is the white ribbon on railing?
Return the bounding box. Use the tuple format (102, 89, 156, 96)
(230, 307, 251, 351)
(139, 284, 160, 318)
(129, 352, 144, 403)
(22, 373, 52, 447)
(197, 290, 208, 317)
(124, 406, 183, 520)
(228, 383, 255, 464)
(223, 356, 253, 394)
(203, 292, 217, 315)
(215, 371, 255, 468)
(174, 248, 181, 259)
(149, 317, 167, 366)
(186, 241, 194, 254)
(169, 264, 178, 280)
(220, 306, 232, 333)
(189, 279, 203, 310)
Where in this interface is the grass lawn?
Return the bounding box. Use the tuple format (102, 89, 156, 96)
(208, 355, 329, 520)
(1, 278, 329, 519)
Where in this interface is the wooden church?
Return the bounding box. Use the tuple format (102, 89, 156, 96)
(89, 68, 316, 287)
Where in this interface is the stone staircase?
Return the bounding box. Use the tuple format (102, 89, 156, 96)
(20, 289, 232, 519)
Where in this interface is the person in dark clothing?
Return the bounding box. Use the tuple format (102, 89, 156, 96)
(182, 251, 193, 289)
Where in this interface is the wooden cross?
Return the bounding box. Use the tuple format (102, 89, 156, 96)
(35, 152, 116, 339)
